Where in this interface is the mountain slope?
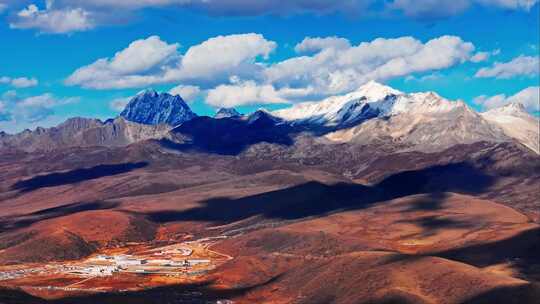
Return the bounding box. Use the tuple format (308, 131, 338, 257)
(325, 95, 508, 152)
(274, 81, 508, 152)
(0, 117, 171, 152)
(273, 81, 400, 128)
(167, 110, 293, 155)
(120, 90, 197, 126)
(481, 103, 539, 154)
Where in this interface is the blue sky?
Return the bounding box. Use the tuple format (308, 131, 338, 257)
(0, 0, 538, 133)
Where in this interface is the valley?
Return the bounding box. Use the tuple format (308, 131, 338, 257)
(0, 84, 538, 303)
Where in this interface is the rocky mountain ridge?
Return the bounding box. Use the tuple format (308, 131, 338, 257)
(0, 82, 538, 154)
(120, 90, 197, 126)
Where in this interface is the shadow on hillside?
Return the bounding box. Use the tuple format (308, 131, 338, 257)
(439, 226, 540, 282)
(458, 283, 540, 304)
(0, 201, 120, 233)
(163, 115, 296, 155)
(11, 162, 148, 192)
(0, 275, 280, 304)
(146, 162, 496, 225)
(378, 225, 540, 284)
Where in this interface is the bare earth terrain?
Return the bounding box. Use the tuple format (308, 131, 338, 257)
(0, 139, 538, 304)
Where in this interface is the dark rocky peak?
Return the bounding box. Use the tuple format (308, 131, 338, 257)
(215, 107, 242, 119)
(120, 90, 197, 126)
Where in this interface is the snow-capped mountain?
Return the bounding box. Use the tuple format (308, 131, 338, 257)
(274, 81, 528, 152)
(273, 81, 473, 128)
(325, 99, 508, 152)
(481, 103, 539, 153)
(2, 85, 537, 155)
(120, 90, 197, 126)
(246, 109, 284, 125)
(215, 108, 242, 119)
(273, 81, 401, 127)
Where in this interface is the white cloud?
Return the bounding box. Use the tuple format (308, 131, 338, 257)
(470, 49, 500, 62)
(66, 34, 478, 106)
(475, 55, 539, 78)
(206, 80, 287, 108)
(11, 77, 39, 88)
(295, 36, 351, 53)
(474, 86, 540, 112)
(389, 0, 471, 19)
(175, 33, 276, 81)
(10, 4, 94, 34)
(476, 0, 538, 10)
(389, 0, 538, 19)
(3, 0, 537, 34)
(169, 85, 200, 102)
(405, 72, 442, 82)
(66, 33, 277, 89)
(470, 52, 489, 63)
(109, 97, 131, 111)
(0, 100, 10, 122)
(0, 92, 79, 123)
(0, 76, 39, 88)
(66, 36, 181, 89)
(110, 36, 180, 74)
(52, 0, 371, 15)
(264, 35, 474, 98)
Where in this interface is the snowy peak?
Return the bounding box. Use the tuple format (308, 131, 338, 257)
(120, 90, 197, 126)
(481, 102, 539, 154)
(246, 109, 283, 126)
(355, 80, 403, 102)
(386, 92, 468, 116)
(273, 81, 402, 127)
(273, 82, 468, 128)
(215, 107, 242, 119)
(483, 102, 529, 117)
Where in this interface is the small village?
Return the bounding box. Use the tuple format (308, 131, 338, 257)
(0, 237, 232, 297)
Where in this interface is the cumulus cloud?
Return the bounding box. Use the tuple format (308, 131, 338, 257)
(470, 49, 500, 63)
(476, 0, 538, 10)
(16, 93, 79, 122)
(0, 101, 11, 121)
(66, 35, 181, 89)
(405, 72, 442, 82)
(264, 35, 475, 98)
(0, 76, 38, 88)
(109, 97, 131, 111)
(470, 52, 489, 63)
(66, 33, 276, 89)
(475, 55, 539, 78)
(4, 0, 370, 33)
(175, 33, 276, 81)
(388, 0, 538, 19)
(0, 91, 79, 123)
(389, 0, 470, 19)
(10, 4, 94, 34)
(169, 85, 200, 102)
(3, 0, 538, 33)
(474, 86, 540, 112)
(51, 0, 370, 16)
(205, 79, 315, 107)
(295, 36, 351, 53)
(206, 81, 285, 108)
(66, 34, 478, 106)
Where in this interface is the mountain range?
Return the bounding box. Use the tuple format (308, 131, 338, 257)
(1, 81, 539, 304)
(1, 81, 538, 154)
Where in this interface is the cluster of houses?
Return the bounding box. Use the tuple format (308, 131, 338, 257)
(65, 253, 212, 277)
